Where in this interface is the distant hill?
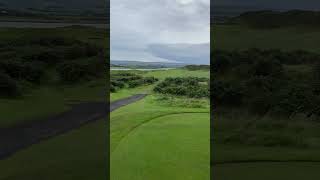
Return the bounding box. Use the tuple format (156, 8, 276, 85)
(111, 60, 185, 69)
(0, 0, 108, 21)
(0, 0, 108, 18)
(0, 0, 108, 9)
(230, 10, 320, 28)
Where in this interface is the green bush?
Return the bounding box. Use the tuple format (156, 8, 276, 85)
(0, 72, 21, 97)
(0, 59, 46, 84)
(154, 77, 209, 98)
(57, 57, 105, 83)
(110, 72, 158, 92)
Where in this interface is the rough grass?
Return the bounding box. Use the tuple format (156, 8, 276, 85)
(0, 79, 106, 127)
(212, 25, 320, 52)
(0, 26, 108, 127)
(143, 69, 209, 80)
(213, 162, 320, 180)
(110, 69, 209, 101)
(0, 26, 108, 179)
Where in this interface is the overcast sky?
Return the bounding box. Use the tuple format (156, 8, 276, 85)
(111, 0, 210, 64)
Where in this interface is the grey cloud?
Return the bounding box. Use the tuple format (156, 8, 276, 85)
(111, 0, 210, 63)
(147, 43, 210, 65)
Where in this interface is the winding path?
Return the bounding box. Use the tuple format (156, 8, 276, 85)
(0, 94, 147, 160)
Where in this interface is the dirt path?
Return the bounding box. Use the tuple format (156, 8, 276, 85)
(0, 94, 147, 160)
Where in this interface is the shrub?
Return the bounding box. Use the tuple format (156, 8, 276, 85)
(0, 59, 45, 84)
(0, 72, 21, 97)
(154, 77, 209, 98)
(57, 57, 105, 83)
(211, 80, 243, 106)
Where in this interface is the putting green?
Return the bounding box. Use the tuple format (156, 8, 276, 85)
(111, 113, 210, 180)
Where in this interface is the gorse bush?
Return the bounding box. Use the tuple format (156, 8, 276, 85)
(184, 65, 210, 71)
(154, 77, 209, 98)
(213, 48, 320, 118)
(212, 49, 320, 75)
(110, 72, 158, 92)
(0, 72, 21, 97)
(0, 59, 46, 84)
(0, 36, 107, 97)
(57, 57, 106, 83)
(211, 79, 243, 106)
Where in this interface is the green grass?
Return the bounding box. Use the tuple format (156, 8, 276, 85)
(110, 68, 210, 179)
(110, 69, 209, 102)
(143, 69, 209, 80)
(0, 26, 108, 179)
(212, 24, 320, 178)
(110, 85, 154, 102)
(0, 26, 108, 48)
(0, 120, 107, 180)
(111, 113, 209, 180)
(0, 25, 108, 127)
(212, 25, 320, 52)
(0, 79, 106, 127)
(111, 96, 209, 179)
(213, 162, 320, 180)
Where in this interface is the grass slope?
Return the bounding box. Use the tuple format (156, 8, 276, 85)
(111, 113, 209, 180)
(0, 120, 107, 180)
(110, 69, 210, 179)
(111, 97, 209, 180)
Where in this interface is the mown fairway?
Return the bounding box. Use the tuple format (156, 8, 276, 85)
(110, 69, 210, 179)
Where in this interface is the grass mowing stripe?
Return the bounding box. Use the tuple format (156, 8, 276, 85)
(111, 113, 209, 180)
(112, 112, 209, 154)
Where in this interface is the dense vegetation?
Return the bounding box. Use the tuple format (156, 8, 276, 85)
(0, 36, 106, 97)
(110, 72, 158, 92)
(212, 48, 320, 118)
(154, 77, 209, 98)
(184, 65, 210, 71)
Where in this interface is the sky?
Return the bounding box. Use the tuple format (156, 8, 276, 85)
(110, 0, 210, 64)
